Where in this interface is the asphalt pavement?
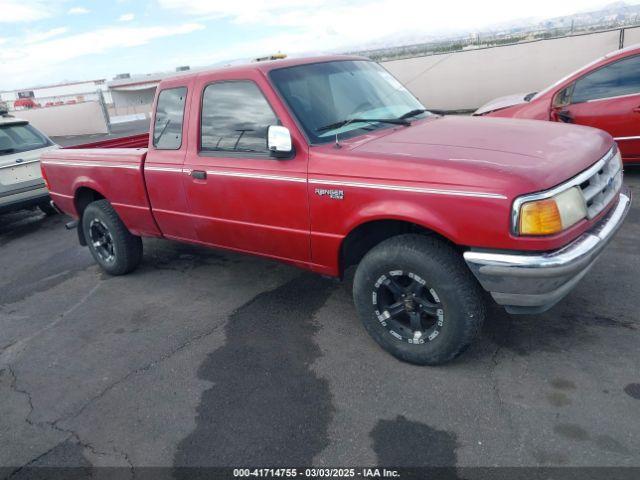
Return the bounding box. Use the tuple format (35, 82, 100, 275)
(0, 168, 639, 478)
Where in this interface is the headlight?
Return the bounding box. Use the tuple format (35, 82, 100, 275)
(517, 186, 587, 236)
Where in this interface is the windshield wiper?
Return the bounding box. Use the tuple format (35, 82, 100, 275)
(316, 117, 410, 133)
(397, 108, 428, 120)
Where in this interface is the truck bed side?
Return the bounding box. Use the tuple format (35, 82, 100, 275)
(64, 133, 150, 150)
(41, 145, 162, 238)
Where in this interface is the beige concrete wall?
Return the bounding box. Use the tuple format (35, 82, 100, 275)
(625, 26, 640, 45)
(13, 101, 108, 136)
(383, 28, 637, 111)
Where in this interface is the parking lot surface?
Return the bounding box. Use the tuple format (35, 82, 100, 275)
(1, 171, 639, 475)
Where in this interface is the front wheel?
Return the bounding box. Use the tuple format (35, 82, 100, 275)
(353, 234, 485, 365)
(82, 199, 142, 275)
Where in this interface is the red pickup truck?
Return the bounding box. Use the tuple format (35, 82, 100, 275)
(41, 56, 631, 365)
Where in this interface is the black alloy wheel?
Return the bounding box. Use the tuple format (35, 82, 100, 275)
(373, 270, 444, 344)
(88, 218, 116, 264)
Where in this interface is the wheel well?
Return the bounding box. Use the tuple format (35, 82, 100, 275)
(74, 187, 105, 246)
(75, 187, 105, 218)
(340, 220, 457, 276)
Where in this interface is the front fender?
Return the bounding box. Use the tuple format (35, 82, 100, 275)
(309, 195, 477, 277)
(347, 198, 459, 242)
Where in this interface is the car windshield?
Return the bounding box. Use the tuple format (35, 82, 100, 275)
(270, 60, 429, 144)
(0, 123, 52, 155)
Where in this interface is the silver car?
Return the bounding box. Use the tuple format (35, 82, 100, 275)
(0, 108, 58, 215)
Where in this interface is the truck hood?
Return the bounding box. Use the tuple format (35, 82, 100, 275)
(473, 93, 530, 115)
(350, 115, 613, 193)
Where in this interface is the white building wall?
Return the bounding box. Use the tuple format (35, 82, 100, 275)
(110, 88, 156, 108)
(1, 80, 111, 109)
(30, 81, 104, 98)
(0, 91, 18, 102)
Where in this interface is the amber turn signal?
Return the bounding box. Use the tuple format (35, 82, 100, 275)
(519, 199, 563, 235)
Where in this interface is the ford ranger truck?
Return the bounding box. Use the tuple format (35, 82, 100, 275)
(41, 56, 631, 365)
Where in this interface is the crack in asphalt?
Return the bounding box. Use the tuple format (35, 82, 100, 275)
(4, 365, 130, 479)
(0, 282, 102, 365)
(3, 267, 296, 474)
(6, 365, 36, 427)
(52, 317, 229, 431)
(3, 288, 233, 475)
(5, 441, 63, 479)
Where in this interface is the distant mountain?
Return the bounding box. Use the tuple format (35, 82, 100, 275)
(488, 1, 640, 34)
(348, 1, 640, 54)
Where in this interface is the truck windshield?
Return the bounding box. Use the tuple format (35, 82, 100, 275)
(0, 123, 52, 155)
(270, 60, 429, 144)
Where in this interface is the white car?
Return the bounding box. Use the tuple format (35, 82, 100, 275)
(0, 107, 58, 215)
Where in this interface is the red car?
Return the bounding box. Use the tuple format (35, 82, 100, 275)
(41, 56, 630, 365)
(475, 44, 640, 165)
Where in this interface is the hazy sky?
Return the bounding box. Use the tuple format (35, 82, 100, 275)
(0, 0, 637, 90)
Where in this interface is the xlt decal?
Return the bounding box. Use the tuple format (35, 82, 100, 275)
(315, 188, 344, 200)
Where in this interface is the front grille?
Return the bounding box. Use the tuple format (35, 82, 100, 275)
(579, 148, 623, 219)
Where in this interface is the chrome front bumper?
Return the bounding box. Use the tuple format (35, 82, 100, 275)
(463, 189, 632, 314)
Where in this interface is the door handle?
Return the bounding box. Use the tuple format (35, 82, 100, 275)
(633, 106, 640, 113)
(556, 110, 573, 123)
(191, 170, 207, 180)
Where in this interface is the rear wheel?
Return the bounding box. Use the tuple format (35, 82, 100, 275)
(82, 199, 142, 275)
(353, 234, 485, 365)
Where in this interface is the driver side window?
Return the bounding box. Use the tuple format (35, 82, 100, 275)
(200, 81, 279, 155)
(571, 55, 640, 104)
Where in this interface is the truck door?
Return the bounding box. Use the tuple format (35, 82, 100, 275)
(144, 84, 198, 241)
(182, 77, 311, 266)
(551, 54, 640, 163)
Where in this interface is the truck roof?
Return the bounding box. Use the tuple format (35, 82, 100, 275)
(157, 55, 369, 89)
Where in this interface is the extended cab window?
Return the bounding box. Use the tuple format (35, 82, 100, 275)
(0, 123, 51, 155)
(200, 81, 278, 154)
(153, 87, 187, 150)
(572, 55, 640, 103)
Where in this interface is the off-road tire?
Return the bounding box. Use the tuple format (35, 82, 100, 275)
(353, 234, 485, 365)
(82, 199, 142, 275)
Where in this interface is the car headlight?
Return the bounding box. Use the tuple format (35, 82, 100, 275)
(516, 187, 587, 236)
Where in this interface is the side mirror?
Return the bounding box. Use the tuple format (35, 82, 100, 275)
(267, 125, 293, 158)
